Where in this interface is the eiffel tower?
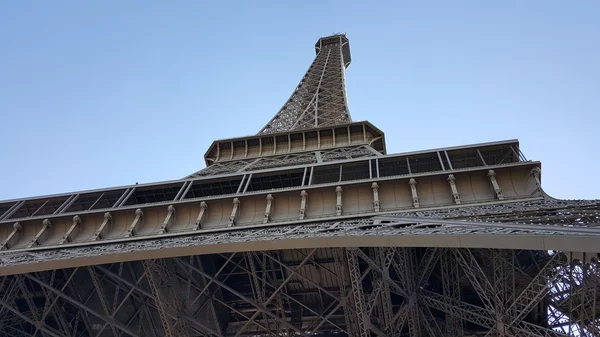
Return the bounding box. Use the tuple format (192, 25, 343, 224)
(0, 34, 598, 337)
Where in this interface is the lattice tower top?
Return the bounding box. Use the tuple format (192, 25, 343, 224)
(258, 34, 352, 134)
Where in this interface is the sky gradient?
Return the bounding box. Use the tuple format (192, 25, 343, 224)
(0, 1, 598, 200)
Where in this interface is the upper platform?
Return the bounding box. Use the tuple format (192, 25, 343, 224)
(202, 121, 386, 167)
(316, 34, 351, 68)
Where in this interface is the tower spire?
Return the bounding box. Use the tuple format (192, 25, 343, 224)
(259, 34, 352, 134)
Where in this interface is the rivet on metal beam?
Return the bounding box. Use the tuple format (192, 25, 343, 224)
(335, 186, 343, 216)
(447, 174, 461, 205)
(91, 212, 112, 241)
(263, 194, 274, 224)
(299, 190, 308, 220)
(59, 215, 82, 244)
(159, 205, 176, 234)
(28, 218, 51, 248)
(371, 182, 380, 212)
(0, 222, 22, 250)
(194, 201, 208, 230)
(126, 209, 144, 237)
(228, 198, 240, 227)
(409, 178, 420, 208)
(487, 170, 504, 200)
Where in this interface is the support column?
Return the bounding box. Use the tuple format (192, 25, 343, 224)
(59, 215, 82, 244)
(143, 259, 193, 337)
(447, 174, 461, 205)
(28, 218, 51, 248)
(371, 182, 380, 212)
(408, 178, 420, 208)
(336, 186, 343, 216)
(377, 248, 395, 334)
(487, 170, 505, 200)
(159, 205, 176, 234)
(397, 248, 422, 337)
(87, 267, 121, 337)
(126, 209, 144, 237)
(1, 222, 22, 250)
(347, 248, 369, 337)
(299, 190, 308, 220)
(194, 201, 208, 230)
(333, 248, 357, 337)
(229, 198, 240, 227)
(263, 194, 274, 224)
(531, 167, 542, 192)
(92, 212, 112, 241)
(441, 249, 463, 336)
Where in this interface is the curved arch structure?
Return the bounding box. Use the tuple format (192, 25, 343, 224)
(0, 35, 598, 337)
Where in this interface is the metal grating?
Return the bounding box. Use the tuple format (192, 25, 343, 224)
(8, 199, 48, 219)
(184, 179, 243, 199)
(311, 165, 340, 185)
(0, 202, 16, 219)
(408, 154, 443, 174)
(378, 157, 410, 177)
(341, 162, 370, 181)
(247, 171, 304, 192)
(89, 190, 127, 210)
(123, 185, 183, 206)
(64, 193, 104, 213)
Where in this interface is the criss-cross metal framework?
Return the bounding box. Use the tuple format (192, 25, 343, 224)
(0, 34, 598, 337)
(259, 34, 352, 134)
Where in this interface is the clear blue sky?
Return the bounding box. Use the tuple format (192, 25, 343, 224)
(0, 1, 598, 200)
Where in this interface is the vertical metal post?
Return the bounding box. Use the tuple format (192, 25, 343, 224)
(335, 186, 343, 216)
(371, 182, 380, 212)
(444, 150, 454, 170)
(437, 151, 446, 171)
(409, 178, 419, 208)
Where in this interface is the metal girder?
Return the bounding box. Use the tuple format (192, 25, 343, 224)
(0, 296, 64, 337)
(395, 248, 422, 337)
(354, 248, 407, 298)
(0, 246, 599, 337)
(421, 290, 573, 337)
(142, 259, 193, 337)
(177, 256, 310, 337)
(95, 263, 219, 337)
(346, 248, 369, 337)
(245, 253, 271, 332)
(374, 248, 395, 335)
(506, 252, 564, 324)
(22, 272, 142, 337)
(333, 248, 357, 337)
(220, 253, 346, 335)
(441, 248, 463, 336)
(233, 249, 316, 337)
(36, 269, 80, 337)
(454, 249, 500, 313)
(88, 266, 121, 337)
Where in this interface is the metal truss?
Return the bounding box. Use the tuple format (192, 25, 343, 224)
(0, 246, 597, 336)
(0, 139, 525, 226)
(2, 196, 598, 272)
(1, 33, 599, 337)
(0, 185, 598, 337)
(259, 35, 351, 134)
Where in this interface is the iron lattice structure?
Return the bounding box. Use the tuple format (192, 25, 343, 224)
(259, 35, 352, 134)
(0, 34, 598, 337)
